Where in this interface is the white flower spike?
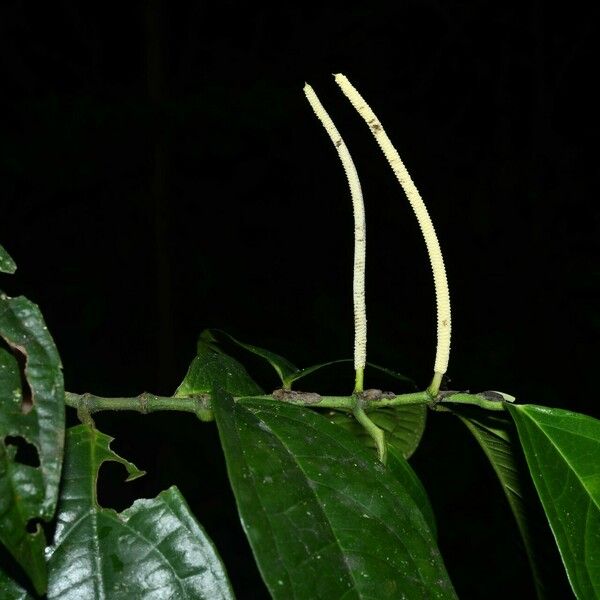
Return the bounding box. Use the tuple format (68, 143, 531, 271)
(334, 73, 451, 393)
(303, 83, 367, 392)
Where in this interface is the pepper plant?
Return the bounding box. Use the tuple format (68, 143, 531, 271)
(0, 74, 598, 599)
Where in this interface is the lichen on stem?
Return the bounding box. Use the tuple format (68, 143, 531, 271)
(64, 388, 509, 419)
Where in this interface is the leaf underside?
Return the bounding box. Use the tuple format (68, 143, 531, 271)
(327, 405, 427, 459)
(213, 389, 456, 599)
(326, 357, 424, 461)
(452, 406, 572, 599)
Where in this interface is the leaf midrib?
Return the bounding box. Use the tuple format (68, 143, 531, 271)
(243, 404, 437, 595)
(522, 410, 600, 511)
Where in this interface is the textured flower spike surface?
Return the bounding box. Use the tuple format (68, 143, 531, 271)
(333, 73, 452, 395)
(303, 83, 367, 394)
(306, 74, 451, 396)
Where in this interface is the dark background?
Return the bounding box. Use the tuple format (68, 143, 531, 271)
(1, 2, 598, 598)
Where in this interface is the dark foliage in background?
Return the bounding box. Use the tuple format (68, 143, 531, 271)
(0, 2, 597, 597)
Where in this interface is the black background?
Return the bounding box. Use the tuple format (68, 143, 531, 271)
(1, 2, 598, 598)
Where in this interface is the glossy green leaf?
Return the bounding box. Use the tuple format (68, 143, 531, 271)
(175, 330, 263, 398)
(0, 244, 16, 274)
(209, 330, 353, 390)
(213, 390, 456, 599)
(0, 294, 64, 594)
(0, 569, 32, 600)
(454, 410, 534, 548)
(327, 405, 427, 459)
(0, 349, 46, 592)
(210, 329, 299, 385)
(508, 404, 600, 599)
(386, 445, 437, 538)
(46, 425, 234, 600)
(453, 407, 572, 598)
(209, 330, 415, 392)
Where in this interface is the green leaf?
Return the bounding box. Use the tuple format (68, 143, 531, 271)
(284, 359, 354, 388)
(454, 410, 533, 548)
(508, 404, 600, 599)
(208, 330, 415, 393)
(209, 330, 354, 390)
(213, 390, 456, 599)
(175, 330, 263, 399)
(327, 405, 427, 459)
(0, 244, 16, 274)
(46, 425, 235, 600)
(285, 360, 416, 391)
(323, 361, 424, 460)
(0, 569, 33, 600)
(210, 329, 299, 385)
(0, 295, 64, 594)
(386, 445, 437, 538)
(453, 407, 572, 598)
(210, 329, 415, 390)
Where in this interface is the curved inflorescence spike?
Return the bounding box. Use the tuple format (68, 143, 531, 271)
(334, 73, 451, 388)
(303, 83, 367, 390)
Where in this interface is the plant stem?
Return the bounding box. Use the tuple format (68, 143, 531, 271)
(64, 387, 508, 419)
(428, 371, 443, 396)
(354, 367, 364, 393)
(64, 391, 214, 421)
(353, 404, 387, 464)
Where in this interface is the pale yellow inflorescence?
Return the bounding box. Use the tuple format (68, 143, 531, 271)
(303, 83, 367, 372)
(334, 73, 451, 377)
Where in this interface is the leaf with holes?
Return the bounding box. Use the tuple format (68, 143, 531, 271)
(0, 294, 64, 594)
(507, 404, 600, 599)
(46, 425, 234, 600)
(0, 244, 16, 274)
(213, 389, 455, 599)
